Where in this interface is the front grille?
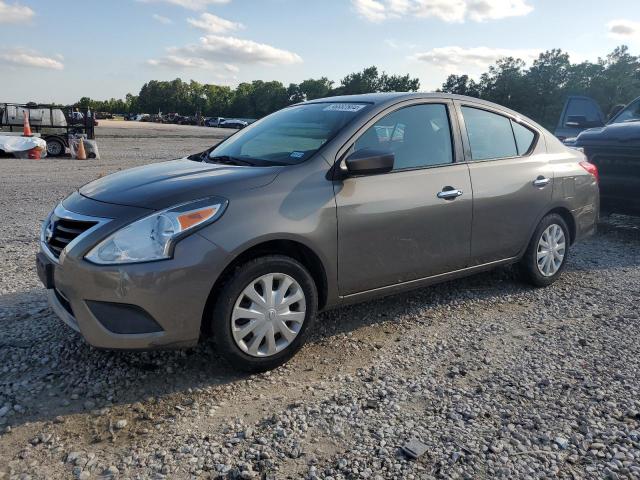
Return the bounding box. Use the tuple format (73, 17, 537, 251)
(586, 149, 640, 177)
(46, 215, 97, 258)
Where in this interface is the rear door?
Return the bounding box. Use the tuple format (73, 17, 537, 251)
(456, 103, 553, 265)
(555, 96, 604, 141)
(334, 100, 473, 295)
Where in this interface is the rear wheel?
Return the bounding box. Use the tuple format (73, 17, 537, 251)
(519, 213, 570, 287)
(211, 255, 318, 372)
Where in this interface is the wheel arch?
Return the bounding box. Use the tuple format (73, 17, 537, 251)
(201, 239, 329, 336)
(546, 206, 577, 245)
(519, 204, 577, 260)
(43, 135, 68, 156)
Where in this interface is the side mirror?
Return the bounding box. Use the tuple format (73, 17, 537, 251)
(344, 148, 394, 176)
(566, 115, 603, 129)
(607, 104, 625, 121)
(565, 115, 588, 128)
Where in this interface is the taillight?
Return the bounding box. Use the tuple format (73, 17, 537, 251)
(579, 161, 599, 184)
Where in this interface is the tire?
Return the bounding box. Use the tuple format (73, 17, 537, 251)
(519, 213, 570, 287)
(46, 138, 65, 157)
(211, 255, 318, 372)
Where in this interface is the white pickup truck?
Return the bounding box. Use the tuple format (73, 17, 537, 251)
(0, 104, 94, 157)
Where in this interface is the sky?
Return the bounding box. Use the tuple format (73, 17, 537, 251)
(1, 0, 640, 104)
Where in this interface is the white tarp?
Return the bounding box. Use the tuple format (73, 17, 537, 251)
(0, 135, 47, 153)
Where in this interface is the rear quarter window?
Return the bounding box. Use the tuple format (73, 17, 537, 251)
(511, 120, 536, 155)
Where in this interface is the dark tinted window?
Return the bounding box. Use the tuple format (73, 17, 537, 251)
(354, 104, 453, 170)
(462, 107, 517, 160)
(611, 98, 640, 124)
(564, 97, 602, 124)
(511, 120, 535, 155)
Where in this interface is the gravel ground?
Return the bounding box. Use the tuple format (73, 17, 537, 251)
(1, 121, 640, 479)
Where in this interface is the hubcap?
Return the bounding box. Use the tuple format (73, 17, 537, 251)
(231, 273, 306, 357)
(47, 141, 62, 156)
(536, 224, 566, 277)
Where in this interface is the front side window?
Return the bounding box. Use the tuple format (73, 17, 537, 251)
(353, 104, 454, 170)
(209, 102, 372, 165)
(564, 97, 603, 126)
(462, 106, 518, 161)
(610, 99, 640, 124)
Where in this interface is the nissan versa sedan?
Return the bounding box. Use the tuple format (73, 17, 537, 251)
(37, 93, 599, 372)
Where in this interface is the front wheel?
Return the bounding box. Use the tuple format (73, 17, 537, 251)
(519, 213, 570, 287)
(211, 255, 318, 372)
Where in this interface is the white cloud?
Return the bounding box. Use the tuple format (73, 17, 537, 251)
(187, 12, 244, 33)
(353, 0, 532, 23)
(607, 19, 640, 41)
(385, 38, 417, 49)
(152, 13, 172, 24)
(138, 0, 230, 10)
(465, 0, 533, 21)
(156, 35, 302, 66)
(147, 55, 214, 68)
(0, 1, 35, 24)
(413, 46, 539, 73)
(0, 48, 64, 70)
(147, 55, 239, 82)
(147, 56, 239, 72)
(353, 0, 387, 22)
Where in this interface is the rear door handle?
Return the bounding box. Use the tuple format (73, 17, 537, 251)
(533, 176, 551, 187)
(437, 188, 464, 200)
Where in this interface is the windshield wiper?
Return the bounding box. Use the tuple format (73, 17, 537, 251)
(207, 155, 290, 167)
(206, 155, 255, 166)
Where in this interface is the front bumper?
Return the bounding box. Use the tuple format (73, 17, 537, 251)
(41, 197, 230, 350)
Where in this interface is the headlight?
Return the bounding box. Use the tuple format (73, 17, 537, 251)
(85, 197, 227, 265)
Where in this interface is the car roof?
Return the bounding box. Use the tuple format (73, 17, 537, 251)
(304, 92, 488, 106)
(304, 92, 544, 131)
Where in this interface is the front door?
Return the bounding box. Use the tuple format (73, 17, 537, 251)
(334, 102, 473, 296)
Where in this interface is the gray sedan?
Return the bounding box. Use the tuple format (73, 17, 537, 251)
(37, 93, 599, 371)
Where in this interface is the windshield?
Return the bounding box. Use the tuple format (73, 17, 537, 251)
(610, 98, 640, 124)
(208, 102, 371, 165)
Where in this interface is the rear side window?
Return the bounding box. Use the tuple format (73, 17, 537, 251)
(354, 103, 453, 170)
(462, 106, 517, 160)
(511, 120, 535, 155)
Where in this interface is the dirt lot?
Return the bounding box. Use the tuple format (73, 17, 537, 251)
(1, 121, 640, 479)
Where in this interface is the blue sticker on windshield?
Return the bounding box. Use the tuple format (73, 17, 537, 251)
(290, 151, 305, 159)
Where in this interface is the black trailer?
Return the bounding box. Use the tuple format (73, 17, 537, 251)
(0, 102, 96, 157)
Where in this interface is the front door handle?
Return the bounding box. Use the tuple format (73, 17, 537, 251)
(437, 187, 464, 200)
(533, 176, 551, 188)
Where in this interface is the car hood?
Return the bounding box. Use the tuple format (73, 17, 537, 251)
(575, 122, 640, 147)
(80, 158, 281, 210)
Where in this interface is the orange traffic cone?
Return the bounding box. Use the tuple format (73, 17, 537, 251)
(23, 110, 33, 137)
(76, 137, 87, 160)
(28, 146, 42, 160)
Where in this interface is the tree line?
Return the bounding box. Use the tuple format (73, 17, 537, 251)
(439, 45, 640, 129)
(77, 46, 640, 129)
(76, 66, 420, 119)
